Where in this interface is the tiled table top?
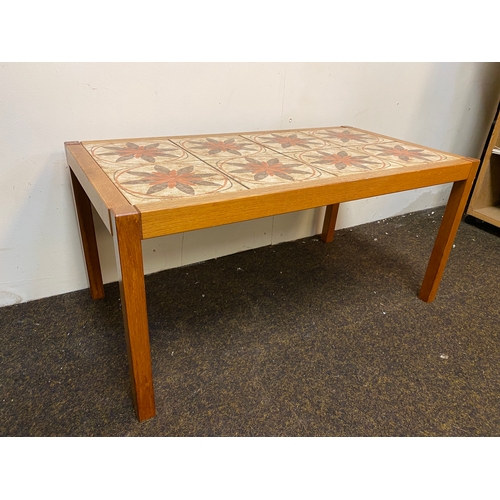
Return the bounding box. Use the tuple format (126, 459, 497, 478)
(82, 127, 456, 206)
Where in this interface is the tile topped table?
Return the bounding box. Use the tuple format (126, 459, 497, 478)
(65, 126, 479, 421)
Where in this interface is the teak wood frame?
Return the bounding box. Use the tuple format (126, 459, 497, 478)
(65, 127, 479, 422)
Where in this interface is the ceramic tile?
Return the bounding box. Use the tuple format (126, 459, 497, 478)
(291, 146, 395, 176)
(173, 135, 264, 158)
(360, 141, 452, 165)
(213, 153, 329, 189)
(111, 161, 247, 204)
(243, 131, 328, 153)
(84, 140, 187, 167)
(306, 127, 392, 146)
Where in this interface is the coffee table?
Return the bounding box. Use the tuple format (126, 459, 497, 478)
(65, 126, 479, 421)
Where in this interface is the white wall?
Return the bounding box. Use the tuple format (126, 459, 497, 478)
(1, 62, 499, 306)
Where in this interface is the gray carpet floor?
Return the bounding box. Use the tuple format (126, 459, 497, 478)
(1, 207, 499, 436)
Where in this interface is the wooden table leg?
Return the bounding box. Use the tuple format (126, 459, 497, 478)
(321, 203, 340, 243)
(111, 207, 156, 421)
(70, 170, 105, 300)
(419, 160, 480, 302)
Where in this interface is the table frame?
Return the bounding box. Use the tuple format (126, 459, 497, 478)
(65, 127, 479, 421)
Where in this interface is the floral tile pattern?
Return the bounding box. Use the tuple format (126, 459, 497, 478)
(295, 148, 388, 175)
(114, 162, 239, 201)
(96, 142, 180, 163)
(82, 127, 456, 206)
(361, 141, 448, 164)
(244, 131, 328, 152)
(176, 135, 263, 158)
(307, 127, 389, 145)
(83, 140, 247, 204)
(218, 154, 321, 188)
(173, 134, 328, 191)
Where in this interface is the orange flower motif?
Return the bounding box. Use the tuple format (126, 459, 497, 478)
(373, 144, 434, 162)
(322, 130, 371, 143)
(121, 165, 219, 195)
(311, 151, 377, 170)
(261, 134, 316, 149)
(190, 138, 253, 156)
(229, 158, 309, 181)
(101, 143, 178, 163)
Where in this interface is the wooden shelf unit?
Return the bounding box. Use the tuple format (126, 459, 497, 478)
(467, 101, 500, 228)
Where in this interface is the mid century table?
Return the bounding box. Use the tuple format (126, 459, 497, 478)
(65, 126, 479, 421)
